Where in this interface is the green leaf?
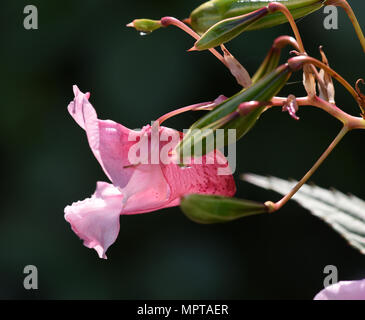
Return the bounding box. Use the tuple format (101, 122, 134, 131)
(180, 194, 267, 224)
(243, 173, 365, 254)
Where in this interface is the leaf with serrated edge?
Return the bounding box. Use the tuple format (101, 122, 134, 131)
(242, 173, 365, 254)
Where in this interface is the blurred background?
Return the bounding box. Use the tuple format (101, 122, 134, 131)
(0, 0, 364, 299)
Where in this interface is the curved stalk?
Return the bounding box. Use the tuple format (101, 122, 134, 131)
(326, 0, 365, 53)
(268, 2, 305, 53)
(157, 101, 216, 125)
(160, 17, 227, 66)
(265, 125, 349, 212)
(271, 96, 365, 129)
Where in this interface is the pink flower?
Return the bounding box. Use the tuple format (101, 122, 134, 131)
(314, 279, 365, 300)
(65, 85, 236, 259)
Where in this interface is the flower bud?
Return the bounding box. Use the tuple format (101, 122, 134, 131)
(180, 194, 267, 224)
(127, 19, 162, 33)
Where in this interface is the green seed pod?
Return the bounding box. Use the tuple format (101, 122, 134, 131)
(180, 194, 267, 224)
(127, 19, 162, 33)
(190, 0, 325, 35)
(251, 47, 281, 84)
(252, 36, 299, 84)
(176, 63, 292, 159)
(194, 6, 270, 50)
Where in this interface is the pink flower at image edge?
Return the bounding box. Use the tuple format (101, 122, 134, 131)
(314, 279, 365, 300)
(64, 85, 236, 259)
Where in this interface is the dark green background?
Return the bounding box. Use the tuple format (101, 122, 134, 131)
(0, 0, 364, 299)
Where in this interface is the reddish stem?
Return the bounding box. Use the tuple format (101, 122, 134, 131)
(271, 96, 365, 129)
(268, 2, 305, 53)
(157, 101, 215, 125)
(265, 125, 349, 212)
(160, 17, 227, 66)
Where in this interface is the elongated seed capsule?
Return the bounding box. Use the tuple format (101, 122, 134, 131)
(193, 6, 270, 50)
(176, 63, 293, 159)
(190, 0, 325, 35)
(252, 36, 300, 84)
(181, 194, 267, 224)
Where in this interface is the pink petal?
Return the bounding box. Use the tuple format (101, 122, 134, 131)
(66, 86, 236, 258)
(314, 279, 365, 300)
(161, 152, 236, 200)
(67, 85, 236, 203)
(64, 182, 123, 259)
(120, 162, 172, 214)
(68, 85, 134, 188)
